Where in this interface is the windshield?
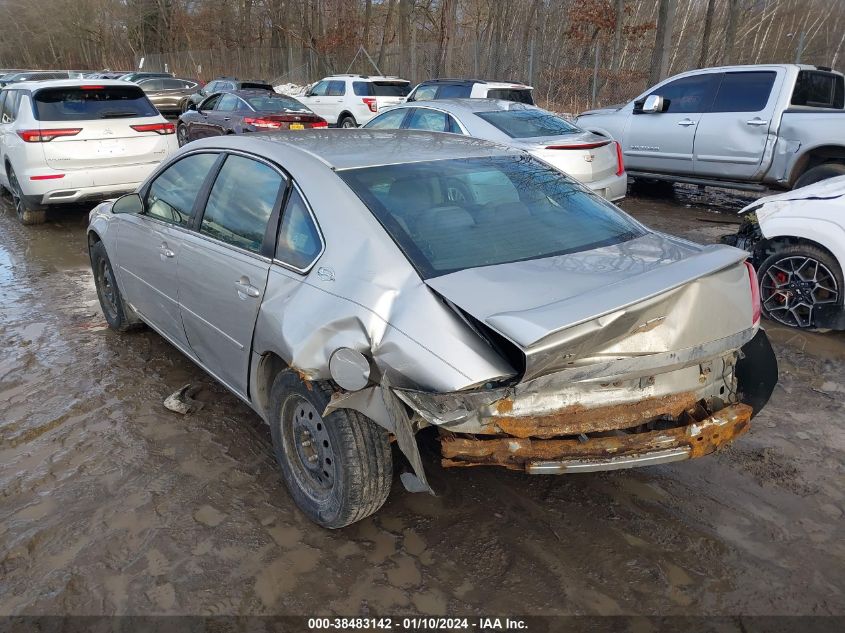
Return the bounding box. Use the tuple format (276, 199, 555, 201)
(246, 94, 311, 113)
(476, 109, 580, 138)
(339, 155, 643, 278)
(33, 86, 159, 120)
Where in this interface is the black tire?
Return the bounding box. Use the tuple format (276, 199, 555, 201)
(89, 240, 142, 332)
(338, 114, 357, 129)
(177, 124, 189, 147)
(269, 372, 392, 528)
(758, 243, 843, 330)
(794, 163, 845, 189)
(7, 166, 46, 225)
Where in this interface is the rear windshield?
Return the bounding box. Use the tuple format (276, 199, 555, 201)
(33, 86, 159, 121)
(353, 81, 411, 97)
(791, 71, 845, 109)
(339, 155, 643, 278)
(241, 82, 273, 91)
(486, 88, 534, 105)
(246, 94, 311, 113)
(476, 109, 580, 138)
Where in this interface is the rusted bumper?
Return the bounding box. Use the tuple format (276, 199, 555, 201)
(440, 402, 752, 473)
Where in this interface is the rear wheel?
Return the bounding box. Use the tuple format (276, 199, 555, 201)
(758, 244, 843, 330)
(793, 163, 845, 189)
(269, 372, 392, 528)
(7, 166, 46, 225)
(177, 124, 189, 147)
(338, 114, 357, 128)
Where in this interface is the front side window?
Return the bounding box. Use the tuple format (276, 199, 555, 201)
(791, 71, 844, 109)
(643, 74, 719, 114)
(216, 94, 241, 111)
(411, 84, 438, 101)
(710, 71, 776, 113)
(200, 94, 222, 110)
(339, 155, 643, 278)
(406, 108, 449, 132)
(309, 81, 329, 97)
(146, 153, 219, 226)
(364, 108, 408, 129)
(200, 155, 284, 253)
(276, 188, 322, 270)
(476, 109, 579, 138)
(32, 86, 159, 121)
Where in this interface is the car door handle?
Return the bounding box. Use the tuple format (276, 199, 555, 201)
(159, 243, 175, 259)
(746, 118, 769, 126)
(677, 119, 696, 126)
(234, 279, 260, 299)
(223, 117, 231, 121)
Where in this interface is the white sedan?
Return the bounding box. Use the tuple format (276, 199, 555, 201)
(725, 176, 845, 330)
(363, 99, 627, 201)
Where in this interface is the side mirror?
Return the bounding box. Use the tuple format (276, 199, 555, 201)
(111, 192, 143, 215)
(642, 94, 664, 113)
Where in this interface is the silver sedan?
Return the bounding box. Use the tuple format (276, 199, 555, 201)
(87, 130, 777, 528)
(364, 98, 628, 201)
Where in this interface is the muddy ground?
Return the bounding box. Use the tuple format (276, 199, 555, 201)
(0, 185, 843, 617)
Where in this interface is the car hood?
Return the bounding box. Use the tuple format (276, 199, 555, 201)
(740, 175, 845, 220)
(425, 233, 752, 380)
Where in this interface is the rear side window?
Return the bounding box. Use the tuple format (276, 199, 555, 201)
(486, 89, 534, 105)
(372, 81, 410, 97)
(326, 80, 346, 96)
(436, 84, 471, 99)
(241, 82, 272, 91)
(476, 109, 579, 138)
(1, 90, 20, 123)
(146, 153, 219, 227)
(33, 86, 158, 121)
(140, 79, 163, 90)
(792, 71, 845, 109)
(710, 71, 776, 112)
(353, 82, 373, 96)
(406, 108, 450, 132)
(201, 155, 284, 253)
(276, 188, 322, 270)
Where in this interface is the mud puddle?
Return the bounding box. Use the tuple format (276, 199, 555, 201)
(0, 190, 843, 616)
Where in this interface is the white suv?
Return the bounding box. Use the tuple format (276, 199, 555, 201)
(0, 79, 178, 224)
(297, 75, 411, 127)
(406, 79, 535, 104)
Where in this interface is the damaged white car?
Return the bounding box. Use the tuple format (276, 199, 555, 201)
(724, 176, 845, 330)
(87, 130, 778, 528)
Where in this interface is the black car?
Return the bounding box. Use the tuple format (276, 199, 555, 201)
(176, 90, 327, 145)
(184, 77, 274, 111)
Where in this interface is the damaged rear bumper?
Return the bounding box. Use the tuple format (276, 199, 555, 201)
(440, 402, 752, 473)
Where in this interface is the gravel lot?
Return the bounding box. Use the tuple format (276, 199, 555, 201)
(1, 185, 843, 617)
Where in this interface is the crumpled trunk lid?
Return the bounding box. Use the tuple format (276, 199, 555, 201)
(425, 233, 753, 381)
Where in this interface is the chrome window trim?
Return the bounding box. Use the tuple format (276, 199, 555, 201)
(271, 181, 326, 276)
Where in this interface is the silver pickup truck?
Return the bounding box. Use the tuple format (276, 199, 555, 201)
(576, 64, 845, 191)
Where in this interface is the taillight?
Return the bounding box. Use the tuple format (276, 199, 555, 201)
(614, 140, 625, 176)
(243, 117, 283, 129)
(362, 97, 378, 113)
(17, 128, 82, 142)
(131, 122, 175, 135)
(745, 261, 761, 326)
(311, 121, 328, 128)
(545, 140, 611, 150)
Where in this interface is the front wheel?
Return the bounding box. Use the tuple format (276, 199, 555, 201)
(338, 114, 357, 129)
(8, 166, 46, 225)
(793, 163, 845, 189)
(90, 241, 142, 332)
(269, 372, 393, 528)
(758, 244, 843, 330)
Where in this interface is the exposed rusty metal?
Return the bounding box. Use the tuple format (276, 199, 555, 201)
(440, 403, 752, 471)
(483, 391, 700, 438)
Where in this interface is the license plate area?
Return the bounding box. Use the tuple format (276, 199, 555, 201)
(289, 123, 304, 130)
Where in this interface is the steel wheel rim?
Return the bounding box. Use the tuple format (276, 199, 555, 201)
(761, 255, 840, 328)
(281, 396, 336, 500)
(341, 119, 355, 128)
(96, 257, 118, 320)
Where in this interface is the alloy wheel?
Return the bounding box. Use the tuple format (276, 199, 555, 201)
(761, 255, 840, 328)
(177, 125, 188, 147)
(8, 169, 25, 221)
